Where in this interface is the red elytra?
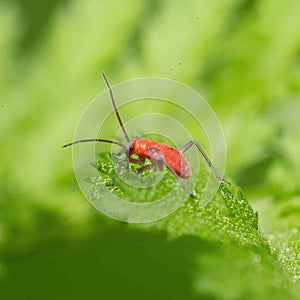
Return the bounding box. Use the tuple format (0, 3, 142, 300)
(63, 72, 230, 197)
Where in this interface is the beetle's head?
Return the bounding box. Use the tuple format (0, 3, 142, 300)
(128, 136, 141, 155)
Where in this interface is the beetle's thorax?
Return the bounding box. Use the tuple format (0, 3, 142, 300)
(129, 138, 153, 156)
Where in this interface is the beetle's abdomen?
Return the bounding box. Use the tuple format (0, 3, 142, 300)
(162, 146, 192, 179)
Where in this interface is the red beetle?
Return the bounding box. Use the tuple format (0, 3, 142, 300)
(63, 72, 230, 197)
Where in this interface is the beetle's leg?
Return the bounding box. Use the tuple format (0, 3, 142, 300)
(108, 155, 129, 187)
(104, 156, 126, 188)
(129, 157, 146, 165)
(111, 155, 129, 186)
(116, 156, 128, 175)
(114, 147, 126, 157)
(180, 140, 230, 185)
(150, 158, 163, 171)
(116, 149, 130, 174)
(135, 164, 153, 174)
(111, 148, 126, 168)
(149, 150, 195, 198)
(116, 156, 146, 177)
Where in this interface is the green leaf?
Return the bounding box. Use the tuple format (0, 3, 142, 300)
(88, 155, 300, 298)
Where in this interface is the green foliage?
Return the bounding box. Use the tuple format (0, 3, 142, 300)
(94, 154, 264, 247)
(89, 156, 300, 299)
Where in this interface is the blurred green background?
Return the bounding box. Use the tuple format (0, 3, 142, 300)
(0, 0, 300, 299)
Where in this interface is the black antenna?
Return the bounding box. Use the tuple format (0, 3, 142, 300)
(102, 71, 130, 144)
(63, 139, 126, 148)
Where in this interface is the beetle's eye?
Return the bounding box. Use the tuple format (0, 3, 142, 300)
(129, 144, 134, 151)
